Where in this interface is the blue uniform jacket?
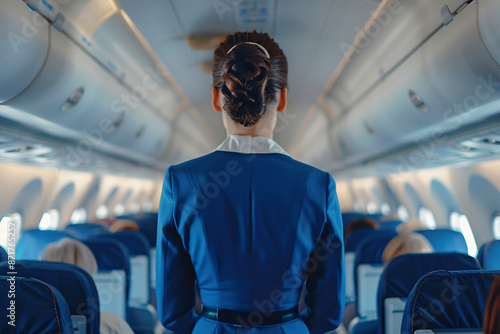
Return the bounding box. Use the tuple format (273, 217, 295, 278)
(157, 136, 345, 334)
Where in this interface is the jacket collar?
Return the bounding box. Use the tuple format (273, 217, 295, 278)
(214, 135, 290, 156)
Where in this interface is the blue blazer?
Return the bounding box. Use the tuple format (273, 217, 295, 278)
(157, 145, 345, 334)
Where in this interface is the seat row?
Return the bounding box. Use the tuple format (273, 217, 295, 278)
(0, 212, 159, 334)
(342, 212, 500, 334)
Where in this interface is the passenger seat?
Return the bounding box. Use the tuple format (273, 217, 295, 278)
(0, 276, 74, 333)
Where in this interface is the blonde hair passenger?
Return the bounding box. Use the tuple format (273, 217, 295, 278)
(382, 233, 434, 264)
(397, 218, 429, 233)
(41, 238, 98, 276)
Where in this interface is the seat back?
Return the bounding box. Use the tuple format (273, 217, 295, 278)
(97, 231, 151, 306)
(377, 253, 480, 334)
(16, 229, 74, 260)
(401, 270, 500, 334)
(0, 260, 100, 334)
(345, 228, 378, 303)
(0, 276, 73, 333)
(84, 237, 130, 319)
(415, 229, 468, 253)
(117, 212, 158, 291)
(342, 212, 384, 232)
(378, 219, 402, 231)
(0, 247, 7, 262)
(354, 230, 397, 319)
(481, 240, 500, 269)
(64, 223, 110, 239)
(477, 242, 487, 268)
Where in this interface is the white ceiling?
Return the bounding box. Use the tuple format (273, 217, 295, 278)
(118, 0, 380, 151)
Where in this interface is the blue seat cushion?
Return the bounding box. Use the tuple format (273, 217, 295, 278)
(401, 270, 500, 334)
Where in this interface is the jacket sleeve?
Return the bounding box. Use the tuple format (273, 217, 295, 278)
(302, 174, 345, 334)
(156, 166, 199, 333)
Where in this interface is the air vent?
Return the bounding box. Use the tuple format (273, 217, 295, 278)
(134, 125, 145, 140)
(5, 145, 34, 153)
(61, 87, 84, 111)
(103, 112, 127, 133)
(0, 144, 55, 159)
(363, 120, 375, 135)
(409, 90, 429, 112)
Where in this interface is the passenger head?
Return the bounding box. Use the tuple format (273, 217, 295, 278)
(109, 219, 139, 232)
(345, 218, 379, 239)
(212, 31, 288, 129)
(397, 218, 428, 233)
(382, 233, 434, 264)
(484, 277, 500, 334)
(41, 238, 98, 276)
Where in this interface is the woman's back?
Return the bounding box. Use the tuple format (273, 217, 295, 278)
(157, 136, 345, 333)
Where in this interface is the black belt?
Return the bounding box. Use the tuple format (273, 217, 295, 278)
(201, 305, 299, 327)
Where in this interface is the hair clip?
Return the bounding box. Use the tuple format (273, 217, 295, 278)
(227, 42, 270, 58)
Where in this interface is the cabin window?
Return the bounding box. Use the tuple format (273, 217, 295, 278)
(39, 209, 60, 230)
(492, 214, 500, 240)
(0, 213, 22, 250)
(95, 205, 109, 219)
(380, 203, 391, 216)
(397, 205, 410, 222)
(449, 211, 478, 257)
(366, 201, 378, 214)
(418, 207, 437, 229)
(70, 208, 87, 224)
(114, 203, 125, 216)
(129, 203, 140, 214)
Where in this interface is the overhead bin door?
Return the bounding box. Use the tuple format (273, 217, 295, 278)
(0, 0, 49, 103)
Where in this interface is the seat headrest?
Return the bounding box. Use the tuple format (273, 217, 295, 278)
(401, 269, 500, 334)
(0, 260, 100, 334)
(83, 237, 130, 273)
(64, 223, 110, 239)
(16, 229, 75, 260)
(415, 229, 468, 253)
(341, 212, 383, 231)
(354, 230, 398, 265)
(345, 228, 377, 252)
(378, 219, 402, 231)
(97, 230, 150, 256)
(483, 240, 500, 270)
(377, 253, 480, 334)
(0, 276, 73, 333)
(117, 213, 158, 247)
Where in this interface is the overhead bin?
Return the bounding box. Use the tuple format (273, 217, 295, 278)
(325, 0, 470, 116)
(478, 0, 500, 65)
(26, 0, 182, 117)
(0, 0, 49, 103)
(0, 19, 171, 162)
(325, 0, 500, 168)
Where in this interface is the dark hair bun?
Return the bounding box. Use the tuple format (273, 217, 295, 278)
(213, 32, 288, 127)
(221, 44, 271, 126)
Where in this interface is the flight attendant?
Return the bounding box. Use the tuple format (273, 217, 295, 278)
(157, 31, 345, 334)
